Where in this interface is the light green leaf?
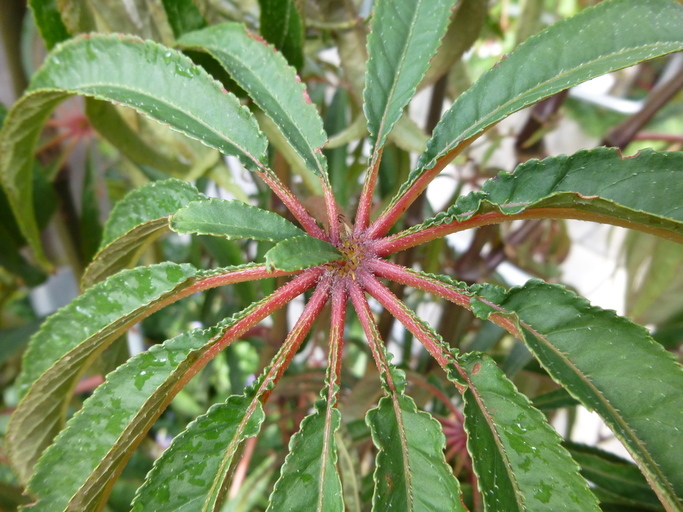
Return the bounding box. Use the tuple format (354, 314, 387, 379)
(258, 0, 304, 70)
(267, 400, 343, 512)
(406, 149, 683, 244)
(179, 23, 328, 180)
(264, 235, 341, 271)
(366, 389, 466, 511)
(171, 197, 305, 242)
(83, 179, 203, 287)
(0, 34, 266, 267)
(401, 0, 683, 201)
(131, 392, 265, 512)
(461, 353, 600, 512)
(8, 262, 198, 483)
(24, 326, 220, 512)
(487, 280, 683, 509)
(364, 0, 456, 151)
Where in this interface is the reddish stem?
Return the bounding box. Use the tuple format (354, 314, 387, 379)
(323, 183, 341, 245)
(354, 147, 384, 235)
(327, 281, 348, 397)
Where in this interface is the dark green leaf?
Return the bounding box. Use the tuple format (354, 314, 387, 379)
(461, 353, 600, 512)
(0, 34, 266, 266)
(170, 197, 304, 242)
(258, 0, 304, 70)
(409, 149, 683, 243)
(79, 149, 103, 264)
(83, 179, 202, 287)
(367, 385, 466, 511)
(264, 235, 341, 271)
(24, 326, 219, 512)
(8, 262, 198, 482)
(0, 319, 42, 365)
(401, 0, 683, 201)
(162, 0, 207, 39)
(28, 0, 70, 49)
(178, 23, 328, 180)
(131, 392, 265, 512)
(531, 388, 578, 411)
(364, 0, 456, 151)
(486, 280, 683, 509)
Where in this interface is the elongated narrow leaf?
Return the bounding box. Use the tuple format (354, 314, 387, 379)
(481, 280, 683, 509)
(407, 149, 683, 243)
(258, 0, 304, 70)
(83, 180, 203, 287)
(267, 400, 343, 512)
(264, 235, 341, 271)
(162, 0, 207, 38)
(367, 389, 466, 511)
(461, 353, 600, 512)
(171, 197, 304, 242)
(364, 0, 455, 151)
(178, 23, 328, 179)
(0, 34, 266, 266)
(403, 0, 683, 197)
(29, 0, 70, 49)
(131, 391, 265, 512)
(24, 326, 219, 512)
(8, 262, 199, 482)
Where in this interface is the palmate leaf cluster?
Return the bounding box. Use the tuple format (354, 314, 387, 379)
(0, 0, 682, 511)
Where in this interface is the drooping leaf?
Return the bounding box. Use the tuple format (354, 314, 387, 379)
(364, 0, 456, 151)
(24, 326, 220, 512)
(178, 23, 328, 180)
(28, 0, 70, 49)
(8, 262, 199, 482)
(264, 235, 342, 271)
(170, 197, 304, 242)
(366, 386, 466, 511)
(79, 148, 103, 264)
(461, 353, 600, 512)
(162, 0, 207, 38)
(0, 34, 266, 266)
(258, 0, 304, 70)
(403, 149, 683, 244)
(481, 280, 683, 510)
(400, 0, 683, 202)
(267, 400, 344, 512)
(83, 179, 203, 287)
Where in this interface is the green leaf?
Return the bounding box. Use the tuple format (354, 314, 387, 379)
(28, 0, 70, 49)
(131, 392, 266, 512)
(364, 0, 456, 151)
(83, 179, 203, 287)
(264, 235, 341, 271)
(24, 326, 220, 512)
(170, 197, 304, 242)
(406, 0, 683, 194)
(461, 353, 600, 512)
(410, 149, 683, 243)
(258, 0, 304, 70)
(366, 389, 466, 511)
(0, 34, 266, 267)
(162, 0, 207, 39)
(486, 280, 683, 509)
(266, 400, 344, 512)
(79, 149, 103, 264)
(8, 262, 198, 483)
(178, 23, 328, 180)
(565, 443, 664, 511)
(222, 455, 276, 512)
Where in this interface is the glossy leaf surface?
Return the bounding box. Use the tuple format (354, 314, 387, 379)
(367, 389, 466, 512)
(171, 197, 304, 242)
(405, 0, 683, 195)
(179, 23, 328, 179)
(131, 392, 265, 512)
(25, 326, 219, 512)
(0, 34, 266, 265)
(264, 236, 342, 271)
(267, 400, 343, 512)
(84, 179, 203, 287)
(8, 263, 198, 482)
(364, 0, 455, 150)
(461, 353, 600, 512)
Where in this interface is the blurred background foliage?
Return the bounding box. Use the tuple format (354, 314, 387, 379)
(0, 0, 681, 510)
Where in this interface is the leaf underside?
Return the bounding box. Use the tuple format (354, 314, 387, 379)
(264, 235, 342, 271)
